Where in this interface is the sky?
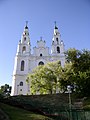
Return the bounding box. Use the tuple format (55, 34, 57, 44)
(0, 0, 90, 86)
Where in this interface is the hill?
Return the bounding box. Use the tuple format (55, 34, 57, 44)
(0, 93, 90, 120)
(0, 102, 53, 120)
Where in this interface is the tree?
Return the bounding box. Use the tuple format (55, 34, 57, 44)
(27, 61, 62, 94)
(65, 48, 81, 64)
(27, 48, 90, 97)
(0, 84, 12, 97)
(65, 49, 90, 97)
(59, 63, 75, 92)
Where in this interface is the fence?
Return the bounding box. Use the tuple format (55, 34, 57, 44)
(42, 108, 90, 120)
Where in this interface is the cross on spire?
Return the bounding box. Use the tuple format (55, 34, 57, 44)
(26, 21, 28, 26)
(54, 21, 56, 27)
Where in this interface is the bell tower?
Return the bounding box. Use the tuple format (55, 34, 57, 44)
(11, 22, 31, 96)
(51, 22, 64, 55)
(17, 21, 31, 56)
(51, 22, 65, 67)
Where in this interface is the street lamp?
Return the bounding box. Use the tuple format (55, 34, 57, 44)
(67, 85, 72, 120)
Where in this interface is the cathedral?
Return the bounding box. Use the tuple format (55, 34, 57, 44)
(11, 23, 65, 96)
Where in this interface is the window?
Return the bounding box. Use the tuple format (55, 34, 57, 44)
(20, 89, 22, 91)
(24, 37, 26, 41)
(56, 38, 59, 44)
(57, 46, 60, 53)
(38, 61, 44, 65)
(22, 46, 26, 53)
(21, 60, 25, 71)
(40, 53, 42, 57)
(20, 82, 23, 86)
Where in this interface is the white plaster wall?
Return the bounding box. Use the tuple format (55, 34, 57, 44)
(11, 75, 29, 96)
(33, 46, 49, 56)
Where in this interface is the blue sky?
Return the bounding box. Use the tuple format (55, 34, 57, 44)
(0, 0, 90, 86)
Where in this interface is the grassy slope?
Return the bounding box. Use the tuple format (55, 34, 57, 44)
(0, 103, 53, 120)
(8, 94, 90, 111)
(10, 94, 70, 110)
(0, 94, 90, 120)
(83, 97, 90, 110)
(0, 94, 71, 120)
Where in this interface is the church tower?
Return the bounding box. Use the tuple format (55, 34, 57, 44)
(51, 22, 65, 66)
(11, 22, 31, 95)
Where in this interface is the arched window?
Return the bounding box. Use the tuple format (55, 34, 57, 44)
(21, 60, 25, 71)
(22, 46, 26, 53)
(38, 61, 44, 65)
(56, 38, 58, 41)
(24, 37, 26, 41)
(25, 32, 26, 35)
(57, 46, 60, 53)
(56, 38, 59, 44)
(40, 53, 42, 57)
(20, 81, 23, 86)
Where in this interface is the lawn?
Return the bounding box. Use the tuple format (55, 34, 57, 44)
(1, 94, 90, 120)
(0, 103, 53, 120)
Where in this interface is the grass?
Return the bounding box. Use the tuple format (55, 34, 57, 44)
(0, 102, 53, 120)
(83, 97, 90, 110)
(1, 94, 90, 120)
(0, 94, 72, 120)
(10, 94, 69, 110)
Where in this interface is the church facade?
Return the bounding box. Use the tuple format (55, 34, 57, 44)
(11, 23, 65, 96)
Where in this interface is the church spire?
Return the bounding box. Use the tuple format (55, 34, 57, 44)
(54, 21, 58, 29)
(25, 21, 28, 29)
(23, 21, 29, 36)
(16, 21, 31, 55)
(51, 23, 61, 54)
(53, 21, 59, 35)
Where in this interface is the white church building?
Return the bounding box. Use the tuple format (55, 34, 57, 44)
(11, 23, 65, 96)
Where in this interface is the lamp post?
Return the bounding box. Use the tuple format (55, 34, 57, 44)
(67, 85, 72, 120)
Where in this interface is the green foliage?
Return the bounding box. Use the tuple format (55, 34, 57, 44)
(59, 63, 75, 91)
(27, 48, 90, 97)
(65, 49, 90, 97)
(0, 103, 52, 120)
(65, 48, 81, 63)
(27, 61, 62, 94)
(0, 84, 12, 97)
